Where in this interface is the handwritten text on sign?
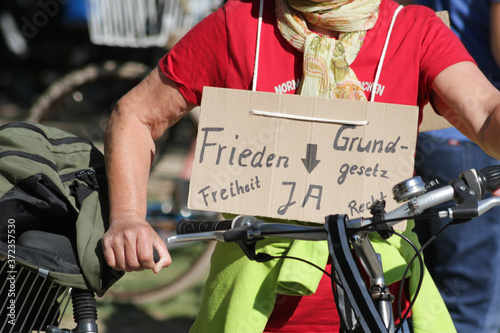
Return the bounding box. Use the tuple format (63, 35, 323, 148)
(188, 88, 418, 224)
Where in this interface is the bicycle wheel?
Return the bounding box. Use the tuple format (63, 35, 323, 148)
(26, 60, 215, 304)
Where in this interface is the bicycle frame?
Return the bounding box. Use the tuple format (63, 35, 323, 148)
(326, 214, 393, 332)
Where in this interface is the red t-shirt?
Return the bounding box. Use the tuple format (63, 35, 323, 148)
(160, 0, 473, 123)
(263, 264, 410, 332)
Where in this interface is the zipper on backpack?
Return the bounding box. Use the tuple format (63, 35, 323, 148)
(76, 169, 100, 191)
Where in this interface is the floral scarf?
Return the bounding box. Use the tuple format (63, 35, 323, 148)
(275, 0, 381, 100)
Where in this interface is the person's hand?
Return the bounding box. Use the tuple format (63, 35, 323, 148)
(102, 211, 171, 273)
(493, 188, 500, 197)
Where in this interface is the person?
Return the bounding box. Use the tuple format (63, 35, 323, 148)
(410, 0, 500, 332)
(100, 0, 500, 331)
(494, 4, 500, 66)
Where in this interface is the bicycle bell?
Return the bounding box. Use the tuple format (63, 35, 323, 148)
(392, 176, 427, 203)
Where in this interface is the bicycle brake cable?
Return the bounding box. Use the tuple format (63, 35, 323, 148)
(254, 253, 342, 287)
(393, 220, 454, 333)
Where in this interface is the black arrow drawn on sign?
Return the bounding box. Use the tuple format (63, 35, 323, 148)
(301, 143, 321, 173)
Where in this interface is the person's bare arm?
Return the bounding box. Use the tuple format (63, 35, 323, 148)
(102, 66, 195, 273)
(430, 61, 500, 192)
(430, 62, 500, 156)
(491, 1, 500, 67)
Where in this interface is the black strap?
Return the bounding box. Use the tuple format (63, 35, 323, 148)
(0, 150, 57, 171)
(0, 122, 92, 146)
(324, 214, 388, 333)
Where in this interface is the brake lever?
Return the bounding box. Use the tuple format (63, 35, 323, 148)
(437, 196, 500, 220)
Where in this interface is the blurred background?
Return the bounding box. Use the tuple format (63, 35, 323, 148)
(0, 0, 222, 332)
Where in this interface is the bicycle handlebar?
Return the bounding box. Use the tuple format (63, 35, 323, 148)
(176, 219, 232, 234)
(168, 165, 500, 244)
(165, 165, 500, 333)
(477, 164, 500, 193)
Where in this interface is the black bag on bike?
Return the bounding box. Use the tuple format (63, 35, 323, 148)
(0, 121, 123, 296)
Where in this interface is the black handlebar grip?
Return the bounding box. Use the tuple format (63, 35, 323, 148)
(153, 248, 160, 263)
(478, 165, 500, 193)
(176, 219, 233, 235)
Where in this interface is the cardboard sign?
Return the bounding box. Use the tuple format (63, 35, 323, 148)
(188, 87, 419, 223)
(420, 103, 452, 132)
